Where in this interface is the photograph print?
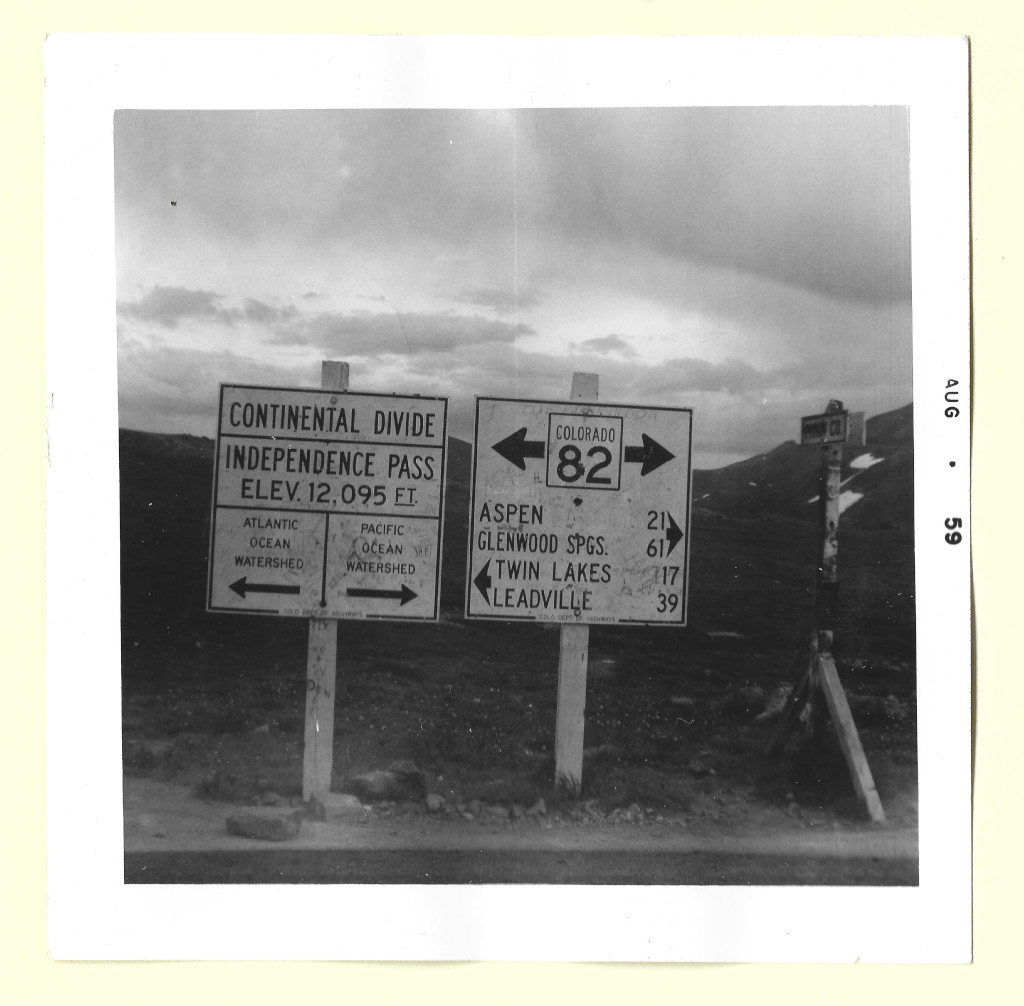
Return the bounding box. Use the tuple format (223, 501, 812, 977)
(115, 103, 919, 887)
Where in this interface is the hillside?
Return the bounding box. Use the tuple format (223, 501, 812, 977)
(119, 407, 917, 830)
(120, 402, 915, 657)
(692, 403, 914, 533)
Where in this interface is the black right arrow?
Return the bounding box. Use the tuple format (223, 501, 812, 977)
(624, 434, 675, 476)
(473, 559, 493, 603)
(229, 577, 300, 599)
(492, 427, 545, 470)
(346, 584, 418, 606)
(665, 512, 683, 556)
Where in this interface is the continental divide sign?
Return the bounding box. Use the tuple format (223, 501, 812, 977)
(207, 384, 448, 621)
(466, 397, 693, 625)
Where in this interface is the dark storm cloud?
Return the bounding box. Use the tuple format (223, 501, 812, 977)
(270, 309, 533, 357)
(569, 334, 637, 357)
(117, 285, 239, 328)
(516, 106, 911, 303)
(117, 344, 310, 432)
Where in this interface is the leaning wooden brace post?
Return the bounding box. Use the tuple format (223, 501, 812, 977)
(554, 371, 599, 795)
(302, 360, 349, 800)
(765, 403, 884, 822)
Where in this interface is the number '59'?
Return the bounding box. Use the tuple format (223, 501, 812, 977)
(945, 517, 963, 545)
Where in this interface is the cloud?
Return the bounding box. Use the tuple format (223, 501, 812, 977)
(117, 343, 310, 433)
(569, 334, 637, 358)
(270, 309, 534, 357)
(454, 286, 541, 313)
(242, 298, 298, 324)
(516, 107, 911, 304)
(637, 356, 773, 396)
(117, 285, 239, 328)
(115, 108, 910, 304)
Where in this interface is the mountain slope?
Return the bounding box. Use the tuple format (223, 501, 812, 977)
(119, 401, 914, 657)
(691, 403, 914, 533)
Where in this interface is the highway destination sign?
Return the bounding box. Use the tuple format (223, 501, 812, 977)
(467, 397, 693, 625)
(207, 384, 448, 621)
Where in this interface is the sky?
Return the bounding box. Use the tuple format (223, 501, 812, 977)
(114, 106, 911, 469)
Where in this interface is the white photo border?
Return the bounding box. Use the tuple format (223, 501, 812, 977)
(45, 34, 970, 962)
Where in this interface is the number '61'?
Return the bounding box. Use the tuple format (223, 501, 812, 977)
(945, 517, 963, 545)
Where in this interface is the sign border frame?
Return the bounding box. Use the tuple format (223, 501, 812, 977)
(465, 394, 694, 627)
(206, 382, 449, 622)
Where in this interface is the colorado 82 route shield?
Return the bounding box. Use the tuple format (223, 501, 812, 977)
(466, 397, 693, 625)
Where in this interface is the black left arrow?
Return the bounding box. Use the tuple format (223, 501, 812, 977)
(473, 559, 493, 603)
(229, 577, 300, 599)
(492, 427, 545, 470)
(624, 434, 675, 476)
(346, 585, 418, 606)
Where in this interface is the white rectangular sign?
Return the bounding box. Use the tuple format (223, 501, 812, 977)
(800, 409, 866, 446)
(207, 384, 448, 621)
(466, 397, 693, 625)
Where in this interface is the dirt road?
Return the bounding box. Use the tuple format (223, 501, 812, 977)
(124, 777, 918, 886)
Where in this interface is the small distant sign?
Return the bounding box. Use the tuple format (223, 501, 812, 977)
(467, 397, 693, 625)
(207, 384, 448, 621)
(800, 409, 865, 446)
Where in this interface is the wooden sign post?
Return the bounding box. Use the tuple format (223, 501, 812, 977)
(465, 374, 693, 798)
(768, 400, 885, 823)
(302, 360, 348, 800)
(554, 372, 599, 795)
(206, 360, 449, 804)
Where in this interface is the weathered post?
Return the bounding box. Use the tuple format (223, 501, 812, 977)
(302, 360, 348, 800)
(553, 371, 599, 795)
(768, 400, 885, 823)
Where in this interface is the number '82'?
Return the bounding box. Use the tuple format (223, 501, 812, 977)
(555, 443, 614, 484)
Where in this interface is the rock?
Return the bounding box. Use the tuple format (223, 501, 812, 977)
(510, 804, 525, 819)
(342, 762, 427, 802)
(485, 804, 511, 819)
(884, 695, 910, 721)
(625, 802, 643, 823)
(425, 793, 444, 813)
(260, 791, 284, 807)
(583, 743, 625, 764)
(304, 797, 327, 821)
(123, 738, 174, 770)
(308, 791, 366, 821)
(754, 684, 795, 722)
(525, 797, 547, 818)
(718, 685, 768, 718)
(669, 695, 696, 708)
(226, 808, 303, 842)
(686, 757, 712, 777)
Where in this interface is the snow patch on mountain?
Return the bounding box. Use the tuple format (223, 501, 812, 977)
(849, 452, 883, 471)
(838, 491, 864, 514)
